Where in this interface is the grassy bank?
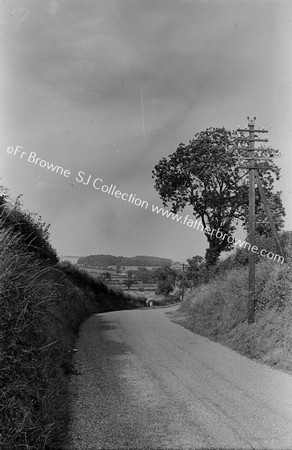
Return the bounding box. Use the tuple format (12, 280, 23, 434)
(172, 257, 292, 373)
(0, 195, 144, 449)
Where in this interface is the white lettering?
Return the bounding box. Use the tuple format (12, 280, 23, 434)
(93, 178, 103, 189)
(76, 171, 85, 183)
(28, 151, 37, 163)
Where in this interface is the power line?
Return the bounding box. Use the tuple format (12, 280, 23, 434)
(254, 81, 292, 116)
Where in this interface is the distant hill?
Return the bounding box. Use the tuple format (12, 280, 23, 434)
(77, 254, 172, 268)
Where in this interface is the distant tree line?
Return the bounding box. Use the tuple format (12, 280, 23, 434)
(78, 254, 172, 268)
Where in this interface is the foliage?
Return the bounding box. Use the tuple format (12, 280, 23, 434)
(155, 265, 176, 295)
(186, 226, 290, 290)
(135, 266, 155, 283)
(0, 189, 58, 262)
(125, 278, 134, 289)
(240, 146, 285, 236)
(100, 271, 111, 283)
(186, 255, 204, 283)
(125, 271, 135, 289)
(126, 270, 136, 278)
(152, 127, 284, 265)
(175, 256, 292, 372)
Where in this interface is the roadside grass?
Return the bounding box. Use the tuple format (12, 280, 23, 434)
(173, 259, 292, 372)
(0, 226, 144, 449)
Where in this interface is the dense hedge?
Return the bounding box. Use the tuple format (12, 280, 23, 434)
(0, 191, 144, 449)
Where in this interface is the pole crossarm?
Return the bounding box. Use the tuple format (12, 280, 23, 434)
(237, 129, 268, 133)
(236, 147, 271, 152)
(236, 138, 269, 143)
(236, 157, 274, 160)
(237, 166, 273, 170)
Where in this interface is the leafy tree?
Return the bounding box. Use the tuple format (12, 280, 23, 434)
(125, 278, 134, 289)
(186, 255, 204, 283)
(116, 263, 122, 274)
(126, 270, 136, 278)
(125, 271, 135, 289)
(135, 267, 152, 283)
(155, 265, 176, 295)
(152, 127, 284, 266)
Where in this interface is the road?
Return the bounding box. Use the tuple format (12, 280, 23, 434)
(68, 305, 292, 449)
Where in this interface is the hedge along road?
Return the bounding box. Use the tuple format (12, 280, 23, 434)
(68, 305, 292, 449)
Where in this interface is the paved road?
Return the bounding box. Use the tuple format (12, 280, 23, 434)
(68, 305, 292, 449)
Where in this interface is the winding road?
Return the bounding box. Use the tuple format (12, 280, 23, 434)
(68, 305, 292, 449)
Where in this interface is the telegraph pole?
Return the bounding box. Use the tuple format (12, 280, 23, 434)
(248, 118, 256, 323)
(237, 117, 268, 323)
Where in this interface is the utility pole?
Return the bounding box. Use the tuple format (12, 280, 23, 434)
(237, 117, 268, 323)
(248, 118, 256, 323)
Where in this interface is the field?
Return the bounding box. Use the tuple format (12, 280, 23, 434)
(80, 265, 159, 291)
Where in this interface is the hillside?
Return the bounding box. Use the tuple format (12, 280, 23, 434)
(78, 254, 172, 267)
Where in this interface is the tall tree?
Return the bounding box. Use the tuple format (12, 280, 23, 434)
(152, 127, 284, 266)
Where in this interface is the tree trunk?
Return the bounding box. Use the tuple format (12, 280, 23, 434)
(205, 245, 221, 266)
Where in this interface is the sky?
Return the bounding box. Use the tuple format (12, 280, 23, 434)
(0, 0, 292, 262)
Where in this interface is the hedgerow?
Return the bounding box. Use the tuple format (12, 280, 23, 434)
(0, 190, 144, 449)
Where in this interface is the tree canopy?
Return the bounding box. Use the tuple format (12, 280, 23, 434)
(152, 127, 285, 265)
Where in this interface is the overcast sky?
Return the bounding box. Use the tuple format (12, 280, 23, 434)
(0, 0, 292, 262)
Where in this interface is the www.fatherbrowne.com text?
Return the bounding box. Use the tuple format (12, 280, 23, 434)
(151, 204, 284, 264)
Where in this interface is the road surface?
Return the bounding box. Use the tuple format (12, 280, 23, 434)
(68, 305, 292, 449)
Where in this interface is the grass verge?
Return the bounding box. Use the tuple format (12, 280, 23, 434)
(170, 259, 292, 373)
